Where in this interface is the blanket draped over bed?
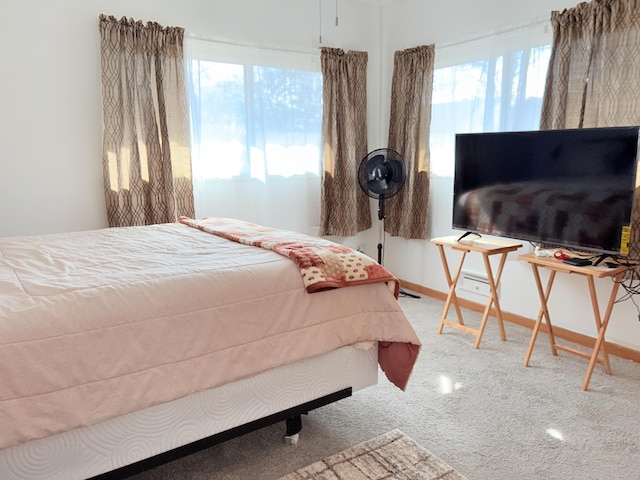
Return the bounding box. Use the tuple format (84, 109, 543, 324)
(0, 221, 421, 451)
(178, 216, 400, 296)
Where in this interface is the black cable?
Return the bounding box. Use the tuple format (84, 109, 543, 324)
(613, 265, 640, 320)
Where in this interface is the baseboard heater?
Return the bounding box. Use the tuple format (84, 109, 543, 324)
(459, 271, 491, 297)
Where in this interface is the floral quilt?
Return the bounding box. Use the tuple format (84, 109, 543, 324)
(179, 216, 400, 297)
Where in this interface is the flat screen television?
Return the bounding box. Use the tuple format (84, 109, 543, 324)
(452, 126, 640, 257)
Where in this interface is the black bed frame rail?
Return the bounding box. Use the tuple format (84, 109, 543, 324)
(88, 387, 352, 480)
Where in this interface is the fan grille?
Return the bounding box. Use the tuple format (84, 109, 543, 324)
(358, 148, 406, 199)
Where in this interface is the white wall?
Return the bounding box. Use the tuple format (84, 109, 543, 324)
(2, 0, 640, 352)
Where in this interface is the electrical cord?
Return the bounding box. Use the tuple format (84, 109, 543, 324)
(614, 265, 640, 320)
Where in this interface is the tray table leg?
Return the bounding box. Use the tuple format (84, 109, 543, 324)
(474, 251, 508, 348)
(582, 272, 623, 390)
(437, 246, 467, 334)
(524, 265, 558, 367)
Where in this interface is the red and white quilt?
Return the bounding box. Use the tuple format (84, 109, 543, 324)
(179, 216, 400, 297)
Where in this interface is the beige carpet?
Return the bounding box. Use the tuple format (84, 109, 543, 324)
(278, 429, 468, 480)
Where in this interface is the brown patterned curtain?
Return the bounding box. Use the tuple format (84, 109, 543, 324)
(98, 14, 194, 227)
(385, 45, 435, 240)
(318, 47, 371, 237)
(540, 0, 640, 260)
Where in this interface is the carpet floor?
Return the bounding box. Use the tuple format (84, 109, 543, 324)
(277, 429, 468, 480)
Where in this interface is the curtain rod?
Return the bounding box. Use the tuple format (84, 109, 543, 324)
(187, 13, 550, 56)
(186, 32, 319, 56)
(436, 14, 550, 50)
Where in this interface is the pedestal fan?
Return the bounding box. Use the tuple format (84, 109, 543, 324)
(358, 148, 419, 298)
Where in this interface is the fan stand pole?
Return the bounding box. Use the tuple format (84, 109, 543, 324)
(376, 196, 420, 299)
(377, 195, 385, 264)
(377, 217, 384, 264)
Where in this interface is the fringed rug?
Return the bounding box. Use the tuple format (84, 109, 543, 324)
(278, 429, 469, 480)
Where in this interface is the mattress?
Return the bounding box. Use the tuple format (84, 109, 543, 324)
(0, 344, 377, 480)
(0, 222, 420, 453)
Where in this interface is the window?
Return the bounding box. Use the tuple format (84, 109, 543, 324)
(430, 21, 552, 177)
(187, 42, 322, 181)
(185, 39, 323, 233)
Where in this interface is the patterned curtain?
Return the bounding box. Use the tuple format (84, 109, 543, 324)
(539, 0, 640, 260)
(318, 47, 371, 237)
(385, 45, 435, 240)
(98, 15, 194, 227)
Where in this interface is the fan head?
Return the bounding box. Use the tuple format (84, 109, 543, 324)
(358, 148, 406, 199)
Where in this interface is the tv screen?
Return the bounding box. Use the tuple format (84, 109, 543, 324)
(452, 126, 640, 256)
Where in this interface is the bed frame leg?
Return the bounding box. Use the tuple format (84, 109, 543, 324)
(285, 415, 303, 445)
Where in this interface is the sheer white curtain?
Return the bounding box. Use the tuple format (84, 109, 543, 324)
(185, 38, 323, 234)
(430, 19, 553, 179)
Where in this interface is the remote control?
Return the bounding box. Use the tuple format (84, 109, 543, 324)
(562, 257, 592, 266)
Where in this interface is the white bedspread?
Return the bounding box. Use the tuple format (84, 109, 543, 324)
(0, 223, 420, 450)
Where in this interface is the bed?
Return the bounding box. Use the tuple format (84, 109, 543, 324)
(0, 217, 421, 480)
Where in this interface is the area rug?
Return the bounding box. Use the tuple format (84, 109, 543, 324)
(278, 429, 469, 480)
